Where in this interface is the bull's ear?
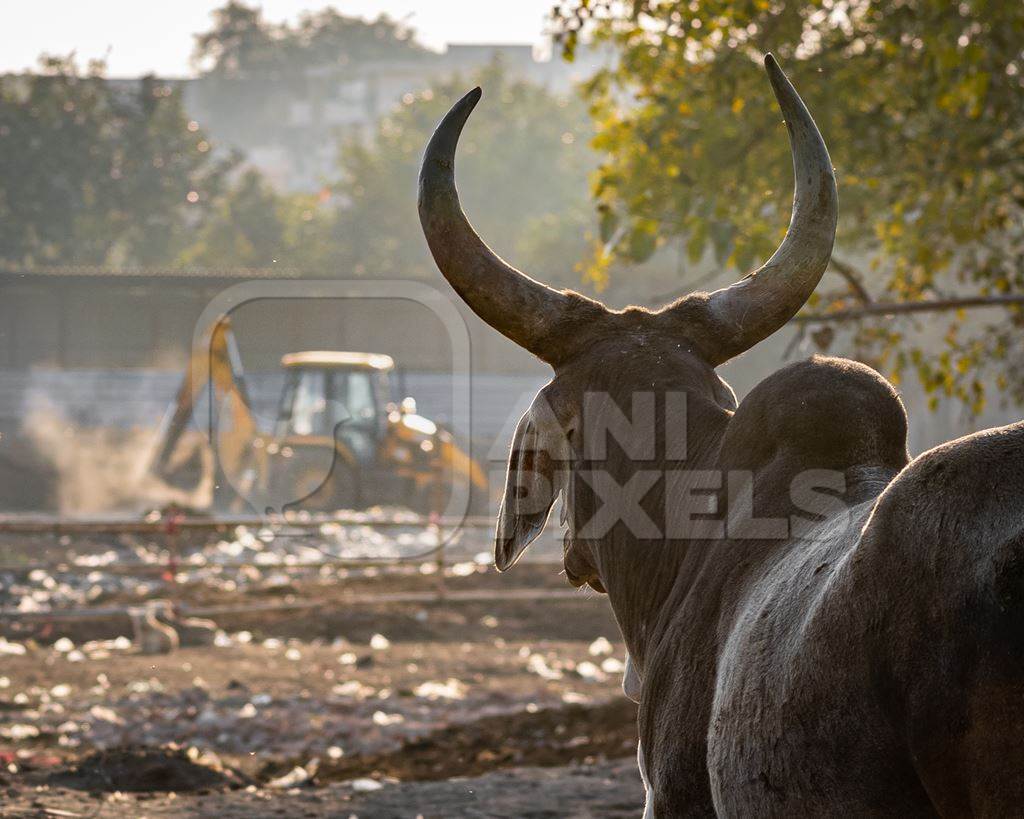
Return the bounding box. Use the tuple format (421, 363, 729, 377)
(495, 410, 562, 571)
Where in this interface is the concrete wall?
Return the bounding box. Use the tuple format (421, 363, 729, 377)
(1, 272, 1018, 513)
(0, 272, 544, 375)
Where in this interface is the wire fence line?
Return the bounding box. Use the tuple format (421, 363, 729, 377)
(0, 588, 583, 622)
(0, 512, 496, 534)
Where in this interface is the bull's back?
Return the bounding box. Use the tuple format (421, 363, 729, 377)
(708, 422, 1024, 814)
(651, 422, 1024, 815)
(850, 420, 1024, 814)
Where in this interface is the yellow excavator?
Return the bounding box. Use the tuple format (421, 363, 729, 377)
(145, 319, 487, 515)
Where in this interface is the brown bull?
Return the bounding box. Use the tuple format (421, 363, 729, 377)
(419, 54, 1024, 816)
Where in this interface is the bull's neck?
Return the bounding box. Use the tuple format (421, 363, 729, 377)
(601, 535, 712, 675)
(586, 401, 732, 674)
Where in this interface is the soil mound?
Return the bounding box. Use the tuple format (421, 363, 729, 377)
(314, 698, 638, 783)
(46, 747, 244, 793)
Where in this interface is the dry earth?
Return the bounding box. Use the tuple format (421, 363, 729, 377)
(1, 556, 645, 817)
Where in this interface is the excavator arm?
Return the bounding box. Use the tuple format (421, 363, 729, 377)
(144, 318, 264, 511)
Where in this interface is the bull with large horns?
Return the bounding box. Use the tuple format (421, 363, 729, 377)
(419, 54, 1024, 815)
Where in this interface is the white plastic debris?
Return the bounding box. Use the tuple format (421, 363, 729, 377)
(0, 637, 27, 656)
(575, 661, 606, 682)
(89, 705, 124, 725)
(601, 657, 626, 674)
(371, 710, 404, 726)
(266, 766, 310, 789)
(413, 678, 467, 701)
(350, 778, 384, 792)
(1, 724, 39, 740)
(527, 653, 562, 681)
(332, 680, 374, 699)
(238, 702, 257, 719)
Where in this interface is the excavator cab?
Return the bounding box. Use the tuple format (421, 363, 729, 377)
(268, 352, 391, 509)
(275, 352, 391, 461)
(267, 352, 486, 514)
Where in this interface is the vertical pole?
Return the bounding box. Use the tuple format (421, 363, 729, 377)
(430, 513, 445, 601)
(163, 507, 183, 607)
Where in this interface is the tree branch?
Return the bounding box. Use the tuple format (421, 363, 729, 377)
(828, 255, 873, 304)
(796, 294, 1024, 323)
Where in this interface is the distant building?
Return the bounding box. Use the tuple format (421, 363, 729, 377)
(179, 42, 608, 190)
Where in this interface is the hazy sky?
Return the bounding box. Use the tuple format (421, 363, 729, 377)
(0, 1, 557, 77)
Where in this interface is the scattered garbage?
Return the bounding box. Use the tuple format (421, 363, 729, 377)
(0, 525, 629, 814)
(0, 520, 493, 615)
(266, 758, 318, 789)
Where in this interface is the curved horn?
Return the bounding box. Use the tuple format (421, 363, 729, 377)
(418, 88, 580, 364)
(702, 54, 838, 363)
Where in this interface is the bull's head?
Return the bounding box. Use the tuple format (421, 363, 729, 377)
(418, 55, 837, 589)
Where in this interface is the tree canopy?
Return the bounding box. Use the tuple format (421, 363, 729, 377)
(0, 53, 596, 289)
(554, 0, 1024, 410)
(192, 2, 426, 77)
(0, 56, 235, 268)
(327, 62, 597, 289)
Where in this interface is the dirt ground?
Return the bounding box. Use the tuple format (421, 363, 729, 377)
(1, 545, 645, 817)
(3, 759, 644, 817)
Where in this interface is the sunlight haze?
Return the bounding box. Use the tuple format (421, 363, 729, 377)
(0, 0, 556, 76)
